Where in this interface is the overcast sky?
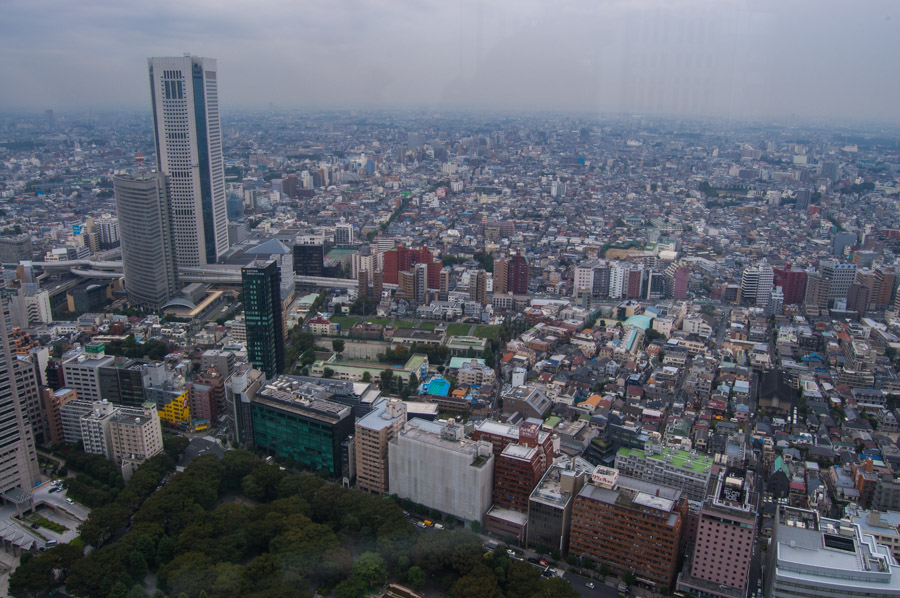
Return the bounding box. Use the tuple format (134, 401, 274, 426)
(1, 0, 898, 121)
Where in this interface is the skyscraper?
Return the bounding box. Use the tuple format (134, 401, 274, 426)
(148, 55, 228, 266)
(508, 253, 529, 295)
(242, 260, 284, 379)
(0, 302, 39, 498)
(113, 172, 178, 309)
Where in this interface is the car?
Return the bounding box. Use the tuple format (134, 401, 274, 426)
(586, 582, 595, 589)
(416, 522, 426, 528)
(507, 549, 516, 557)
(45, 540, 57, 547)
(48, 487, 58, 494)
(31, 523, 39, 529)
(527, 557, 540, 565)
(423, 520, 434, 527)
(66, 498, 74, 504)
(434, 523, 444, 530)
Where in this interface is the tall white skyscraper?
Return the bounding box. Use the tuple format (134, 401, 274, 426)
(148, 55, 228, 266)
(0, 302, 39, 498)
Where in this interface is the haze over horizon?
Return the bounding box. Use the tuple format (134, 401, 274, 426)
(2, 0, 898, 123)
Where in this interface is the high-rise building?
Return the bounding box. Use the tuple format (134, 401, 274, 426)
(354, 398, 407, 495)
(508, 254, 529, 295)
(493, 256, 509, 294)
(677, 468, 758, 598)
(241, 260, 284, 379)
(874, 266, 896, 309)
(773, 267, 808, 305)
(148, 55, 228, 266)
(334, 222, 354, 246)
(388, 418, 495, 523)
(470, 270, 487, 306)
(293, 242, 324, 276)
(113, 172, 178, 309)
(0, 303, 39, 498)
(823, 261, 857, 303)
(250, 376, 354, 477)
(569, 466, 686, 589)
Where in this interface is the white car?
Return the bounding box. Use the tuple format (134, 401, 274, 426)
(586, 582, 595, 589)
(66, 498, 74, 504)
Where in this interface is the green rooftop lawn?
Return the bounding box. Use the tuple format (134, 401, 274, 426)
(417, 321, 436, 330)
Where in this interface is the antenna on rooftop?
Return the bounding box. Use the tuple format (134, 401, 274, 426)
(135, 153, 146, 177)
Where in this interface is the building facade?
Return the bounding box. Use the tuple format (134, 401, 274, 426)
(354, 398, 407, 494)
(113, 172, 178, 309)
(388, 418, 494, 523)
(148, 55, 228, 266)
(242, 259, 284, 379)
(0, 304, 39, 497)
(569, 467, 686, 589)
(250, 376, 354, 477)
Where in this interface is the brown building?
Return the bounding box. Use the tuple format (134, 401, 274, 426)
(470, 270, 487, 306)
(493, 257, 509, 294)
(355, 398, 407, 494)
(569, 467, 686, 590)
(188, 369, 225, 424)
(41, 387, 77, 445)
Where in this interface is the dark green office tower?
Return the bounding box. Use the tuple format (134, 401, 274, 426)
(241, 259, 284, 378)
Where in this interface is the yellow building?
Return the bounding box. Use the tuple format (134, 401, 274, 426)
(158, 391, 192, 430)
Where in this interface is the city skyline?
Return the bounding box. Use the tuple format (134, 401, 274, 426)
(0, 0, 898, 123)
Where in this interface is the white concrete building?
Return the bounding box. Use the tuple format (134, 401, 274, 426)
(389, 418, 494, 523)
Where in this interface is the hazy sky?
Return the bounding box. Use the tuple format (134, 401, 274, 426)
(2, 0, 898, 121)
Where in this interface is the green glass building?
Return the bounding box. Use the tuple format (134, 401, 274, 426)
(250, 377, 354, 477)
(241, 259, 284, 379)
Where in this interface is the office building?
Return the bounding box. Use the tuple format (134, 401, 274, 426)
(470, 270, 487, 307)
(614, 444, 713, 502)
(677, 468, 758, 598)
(250, 376, 354, 477)
(389, 418, 494, 523)
(334, 222, 354, 246)
(113, 172, 178, 309)
(224, 365, 264, 447)
(109, 402, 164, 480)
(14, 356, 46, 445)
(293, 242, 324, 276)
(823, 260, 857, 303)
(0, 303, 39, 498)
(245, 239, 295, 302)
(493, 256, 509, 294)
(242, 259, 284, 379)
(81, 400, 116, 459)
(97, 217, 120, 250)
(200, 350, 235, 377)
(0, 235, 32, 264)
(61, 343, 116, 403)
(507, 254, 529, 295)
(569, 466, 686, 589)
(766, 506, 900, 597)
(148, 55, 228, 266)
(41, 387, 77, 445)
(354, 398, 407, 494)
(527, 465, 591, 554)
(773, 267, 808, 305)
